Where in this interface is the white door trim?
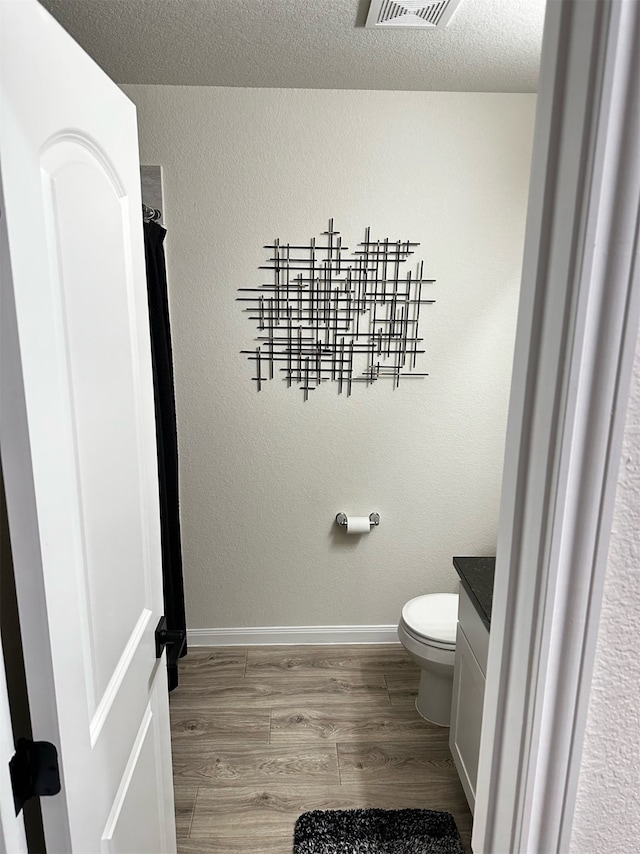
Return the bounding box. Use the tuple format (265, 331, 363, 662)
(474, 2, 640, 852)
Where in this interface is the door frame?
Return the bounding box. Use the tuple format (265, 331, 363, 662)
(474, 1, 640, 852)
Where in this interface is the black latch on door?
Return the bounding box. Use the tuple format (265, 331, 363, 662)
(9, 737, 61, 816)
(155, 616, 186, 668)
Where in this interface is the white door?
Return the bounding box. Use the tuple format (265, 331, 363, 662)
(0, 1, 176, 851)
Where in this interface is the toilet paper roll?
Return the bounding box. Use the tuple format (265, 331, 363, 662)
(346, 516, 371, 534)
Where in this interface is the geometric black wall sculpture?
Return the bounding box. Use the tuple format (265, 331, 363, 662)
(238, 219, 436, 400)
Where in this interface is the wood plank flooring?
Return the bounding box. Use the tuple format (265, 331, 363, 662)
(170, 645, 472, 853)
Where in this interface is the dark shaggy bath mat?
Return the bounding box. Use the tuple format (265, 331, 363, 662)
(293, 808, 465, 854)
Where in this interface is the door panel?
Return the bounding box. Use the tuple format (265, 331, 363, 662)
(102, 671, 173, 854)
(41, 137, 152, 714)
(102, 701, 163, 854)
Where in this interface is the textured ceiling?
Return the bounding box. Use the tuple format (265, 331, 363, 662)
(40, 0, 545, 92)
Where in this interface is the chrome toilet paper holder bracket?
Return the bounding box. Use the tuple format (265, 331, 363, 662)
(335, 512, 380, 527)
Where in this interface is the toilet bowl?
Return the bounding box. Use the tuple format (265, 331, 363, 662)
(397, 593, 459, 727)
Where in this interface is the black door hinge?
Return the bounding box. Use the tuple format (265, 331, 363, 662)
(9, 737, 61, 816)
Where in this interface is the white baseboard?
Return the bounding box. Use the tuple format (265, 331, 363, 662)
(187, 625, 400, 646)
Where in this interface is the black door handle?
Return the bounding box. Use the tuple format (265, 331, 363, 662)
(155, 616, 186, 668)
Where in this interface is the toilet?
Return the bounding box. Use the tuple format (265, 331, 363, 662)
(397, 593, 459, 727)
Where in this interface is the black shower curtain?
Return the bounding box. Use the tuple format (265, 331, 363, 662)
(143, 218, 187, 692)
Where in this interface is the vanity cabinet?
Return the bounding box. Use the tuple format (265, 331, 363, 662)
(449, 584, 489, 814)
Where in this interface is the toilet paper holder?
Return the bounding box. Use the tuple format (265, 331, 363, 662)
(335, 512, 380, 527)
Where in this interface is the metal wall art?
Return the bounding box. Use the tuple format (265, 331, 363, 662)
(238, 220, 435, 400)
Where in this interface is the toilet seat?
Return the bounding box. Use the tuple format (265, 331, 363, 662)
(400, 622, 455, 651)
(401, 593, 458, 647)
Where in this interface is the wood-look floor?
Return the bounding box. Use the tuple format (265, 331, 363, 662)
(170, 645, 472, 853)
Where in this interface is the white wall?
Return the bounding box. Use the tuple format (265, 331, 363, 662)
(122, 85, 535, 631)
(570, 330, 640, 852)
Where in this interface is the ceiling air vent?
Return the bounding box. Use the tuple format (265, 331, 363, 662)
(365, 0, 463, 29)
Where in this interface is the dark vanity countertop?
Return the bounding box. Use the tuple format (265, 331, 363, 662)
(453, 556, 495, 630)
